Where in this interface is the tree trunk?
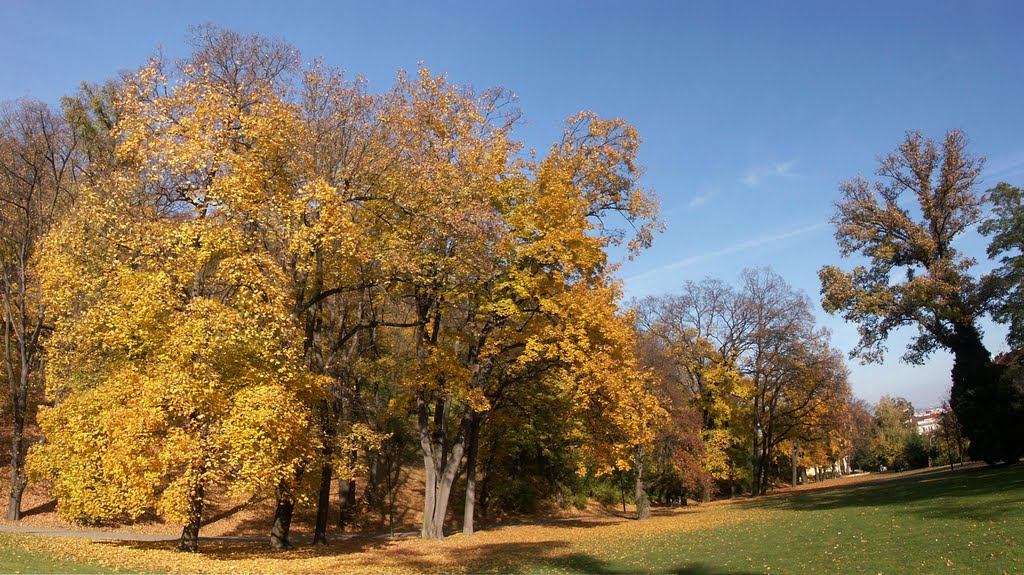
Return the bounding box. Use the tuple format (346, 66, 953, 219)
(418, 404, 469, 539)
(634, 445, 650, 520)
(338, 477, 356, 528)
(478, 445, 497, 523)
(420, 441, 463, 539)
(791, 439, 799, 487)
(949, 322, 1024, 464)
(462, 413, 482, 535)
(270, 491, 296, 550)
(5, 348, 29, 521)
(176, 479, 204, 553)
(6, 405, 26, 521)
(313, 462, 332, 545)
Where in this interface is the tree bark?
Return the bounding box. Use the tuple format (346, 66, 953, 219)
(418, 399, 469, 539)
(313, 462, 332, 545)
(634, 444, 650, 520)
(176, 478, 204, 552)
(6, 426, 26, 521)
(314, 399, 334, 545)
(791, 439, 799, 487)
(338, 477, 356, 528)
(462, 413, 482, 535)
(270, 491, 296, 550)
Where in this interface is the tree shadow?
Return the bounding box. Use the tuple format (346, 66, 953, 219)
(21, 499, 56, 517)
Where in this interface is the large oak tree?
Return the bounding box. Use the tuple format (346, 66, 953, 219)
(820, 130, 1023, 464)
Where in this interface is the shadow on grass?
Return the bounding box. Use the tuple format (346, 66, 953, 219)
(739, 464, 1024, 522)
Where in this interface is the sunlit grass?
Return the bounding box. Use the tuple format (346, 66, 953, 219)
(0, 534, 114, 573)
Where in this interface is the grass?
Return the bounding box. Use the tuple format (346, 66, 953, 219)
(535, 464, 1024, 575)
(1, 465, 1022, 574)
(0, 534, 114, 573)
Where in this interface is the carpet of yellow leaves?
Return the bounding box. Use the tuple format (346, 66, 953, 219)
(9, 506, 753, 574)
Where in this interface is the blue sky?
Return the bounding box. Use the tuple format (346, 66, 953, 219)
(4, 0, 1024, 409)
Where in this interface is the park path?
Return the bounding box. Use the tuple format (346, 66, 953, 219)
(0, 523, 183, 541)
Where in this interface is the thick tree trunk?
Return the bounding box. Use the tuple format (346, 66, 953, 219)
(947, 322, 1024, 464)
(418, 404, 469, 539)
(421, 456, 438, 538)
(462, 413, 482, 535)
(338, 477, 356, 528)
(634, 445, 650, 520)
(176, 480, 204, 552)
(478, 446, 497, 523)
(313, 462, 332, 545)
(270, 492, 296, 550)
(314, 398, 335, 545)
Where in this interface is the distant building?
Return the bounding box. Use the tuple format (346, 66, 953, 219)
(912, 407, 944, 434)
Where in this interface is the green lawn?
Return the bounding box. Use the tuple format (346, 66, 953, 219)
(0, 534, 113, 573)
(535, 465, 1024, 574)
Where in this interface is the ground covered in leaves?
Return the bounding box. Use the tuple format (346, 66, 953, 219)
(2, 465, 1022, 574)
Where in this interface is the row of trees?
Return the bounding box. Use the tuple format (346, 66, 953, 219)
(848, 396, 965, 473)
(1, 26, 669, 551)
(634, 270, 855, 497)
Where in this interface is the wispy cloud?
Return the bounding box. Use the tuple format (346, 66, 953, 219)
(625, 222, 829, 285)
(741, 160, 797, 188)
(984, 150, 1024, 183)
(688, 190, 716, 208)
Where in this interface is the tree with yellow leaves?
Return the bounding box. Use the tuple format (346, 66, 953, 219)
(353, 63, 661, 537)
(31, 35, 327, 551)
(30, 24, 665, 546)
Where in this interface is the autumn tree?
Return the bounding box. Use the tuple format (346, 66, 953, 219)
(30, 34, 335, 550)
(636, 270, 850, 496)
(0, 99, 78, 520)
(845, 398, 876, 471)
(820, 130, 1023, 464)
(634, 280, 751, 499)
(29, 24, 664, 546)
(634, 319, 713, 503)
(339, 58, 661, 538)
(738, 269, 850, 494)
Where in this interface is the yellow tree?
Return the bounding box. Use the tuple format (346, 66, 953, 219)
(113, 29, 391, 548)
(545, 283, 666, 519)
(366, 65, 659, 538)
(31, 46, 326, 551)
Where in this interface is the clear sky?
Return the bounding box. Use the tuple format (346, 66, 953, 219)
(4, 0, 1023, 409)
